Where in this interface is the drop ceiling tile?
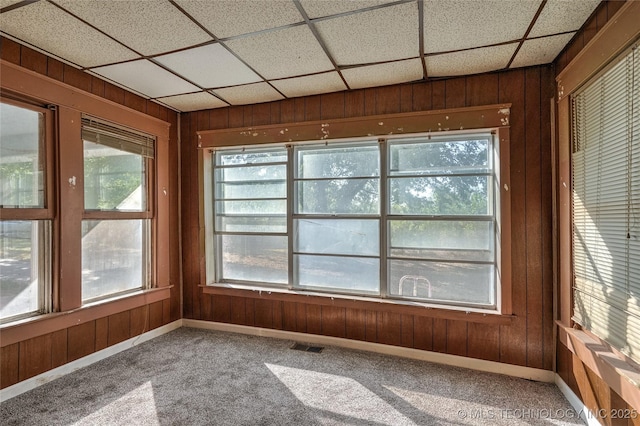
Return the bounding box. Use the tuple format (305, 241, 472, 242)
(424, 0, 541, 53)
(156, 92, 228, 112)
(425, 43, 517, 77)
(92, 60, 200, 98)
(155, 44, 262, 89)
(315, 2, 419, 66)
(342, 59, 423, 90)
(175, 0, 303, 39)
(225, 26, 333, 80)
(213, 82, 284, 106)
(0, 1, 138, 67)
(299, 0, 395, 19)
(53, 0, 211, 56)
(511, 33, 575, 68)
(271, 72, 346, 98)
(529, 0, 600, 38)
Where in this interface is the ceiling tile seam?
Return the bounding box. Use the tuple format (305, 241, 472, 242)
(340, 56, 421, 70)
(292, 0, 350, 90)
(506, 0, 548, 69)
(0, 0, 39, 14)
(0, 30, 85, 69)
(307, 0, 416, 24)
(526, 30, 577, 42)
(418, 0, 428, 80)
(84, 69, 152, 100)
(167, 0, 288, 101)
(551, 3, 603, 66)
(424, 40, 520, 58)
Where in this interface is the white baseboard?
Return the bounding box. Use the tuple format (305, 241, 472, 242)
(183, 319, 556, 383)
(0, 319, 183, 403)
(555, 375, 602, 426)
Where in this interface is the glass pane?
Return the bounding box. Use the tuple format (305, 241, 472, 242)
(217, 149, 287, 166)
(221, 235, 288, 284)
(296, 179, 379, 214)
(389, 138, 489, 175)
(389, 220, 493, 261)
(0, 103, 45, 208)
(82, 220, 147, 301)
(296, 145, 379, 179)
(84, 141, 145, 211)
(389, 176, 489, 215)
(295, 219, 379, 256)
(217, 164, 286, 182)
(0, 221, 46, 319)
(216, 180, 285, 200)
(216, 199, 286, 215)
(389, 260, 494, 305)
(296, 255, 379, 293)
(216, 215, 286, 233)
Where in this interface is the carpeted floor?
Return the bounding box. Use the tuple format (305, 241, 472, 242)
(1, 328, 584, 425)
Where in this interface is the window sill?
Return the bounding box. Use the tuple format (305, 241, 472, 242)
(558, 324, 640, 408)
(0, 286, 172, 347)
(201, 283, 514, 325)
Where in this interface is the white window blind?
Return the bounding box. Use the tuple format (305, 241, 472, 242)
(571, 43, 640, 362)
(81, 115, 155, 158)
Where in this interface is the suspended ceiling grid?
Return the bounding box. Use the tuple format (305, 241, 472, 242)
(0, 0, 600, 112)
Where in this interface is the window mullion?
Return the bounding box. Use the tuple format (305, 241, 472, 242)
(380, 139, 388, 298)
(287, 145, 294, 290)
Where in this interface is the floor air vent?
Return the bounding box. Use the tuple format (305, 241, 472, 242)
(291, 343, 324, 353)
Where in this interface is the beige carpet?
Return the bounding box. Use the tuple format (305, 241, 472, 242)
(1, 328, 584, 425)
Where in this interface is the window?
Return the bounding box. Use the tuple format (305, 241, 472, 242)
(571, 43, 640, 362)
(210, 132, 500, 310)
(81, 116, 154, 302)
(0, 100, 52, 322)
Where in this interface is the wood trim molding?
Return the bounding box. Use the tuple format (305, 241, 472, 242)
(558, 325, 640, 410)
(556, 1, 640, 101)
(196, 104, 512, 148)
(0, 287, 172, 347)
(200, 285, 514, 325)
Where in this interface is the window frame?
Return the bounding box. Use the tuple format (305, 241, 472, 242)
(0, 96, 54, 322)
(200, 106, 512, 315)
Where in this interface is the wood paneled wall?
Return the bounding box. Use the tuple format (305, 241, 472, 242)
(0, 37, 181, 389)
(181, 64, 556, 370)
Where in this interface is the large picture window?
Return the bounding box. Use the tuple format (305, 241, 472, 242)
(210, 132, 500, 310)
(0, 100, 52, 322)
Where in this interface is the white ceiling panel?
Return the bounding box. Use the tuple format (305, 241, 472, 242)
(213, 82, 284, 106)
(272, 72, 347, 98)
(175, 0, 303, 39)
(315, 2, 419, 66)
(511, 33, 575, 68)
(156, 92, 228, 112)
(54, 0, 211, 56)
(225, 25, 333, 80)
(529, 0, 600, 38)
(0, 1, 138, 67)
(155, 44, 262, 89)
(424, 0, 541, 53)
(92, 60, 200, 98)
(426, 43, 517, 77)
(342, 59, 423, 90)
(299, 0, 395, 19)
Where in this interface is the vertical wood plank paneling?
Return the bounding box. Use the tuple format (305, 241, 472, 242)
(230, 296, 247, 325)
(432, 318, 447, 352)
(412, 81, 432, 112)
(90, 76, 105, 98)
(51, 329, 68, 368)
(306, 304, 322, 334)
(400, 84, 413, 113)
(180, 113, 194, 318)
(432, 80, 446, 109)
(20, 47, 47, 75)
(446, 320, 468, 357)
(320, 92, 345, 120)
(294, 98, 306, 122)
(345, 308, 366, 341)
(466, 74, 499, 106)
(377, 312, 402, 346)
(445, 77, 466, 108)
(210, 108, 229, 130)
(582, 13, 598, 46)
(228, 106, 244, 128)
(149, 301, 164, 330)
(252, 103, 271, 126)
(19, 334, 52, 381)
(47, 58, 64, 82)
(130, 306, 147, 337)
(107, 311, 130, 346)
(270, 102, 281, 125)
(305, 95, 321, 121)
(124, 92, 146, 114)
(596, 0, 609, 30)
(375, 86, 401, 115)
(365, 310, 377, 342)
(104, 83, 125, 105)
(295, 303, 307, 332)
(67, 321, 96, 362)
(95, 317, 109, 351)
(280, 99, 295, 123)
(467, 323, 500, 361)
(254, 299, 274, 328)
(242, 106, 253, 126)
(245, 299, 256, 326)
(0, 37, 21, 64)
(162, 298, 171, 324)
(201, 293, 214, 322)
(320, 306, 346, 338)
(413, 316, 433, 351)
(272, 301, 283, 330)
(146, 100, 161, 120)
(345, 90, 365, 117)
(607, 0, 625, 20)
(525, 67, 544, 369)
(282, 301, 297, 331)
(499, 69, 528, 366)
(364, 88, 376, 116)
(1, 343, 19, 389)
(400, 314, 414, 348)
(63, 66, 91, 93)
(212, 295, 231, 322)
